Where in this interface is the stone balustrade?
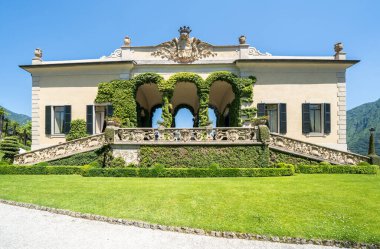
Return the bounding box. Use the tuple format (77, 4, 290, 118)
(14, 134, 106, 165)
(13, 127, 368, 165)
(269, 134, 369, 165)
(114, 127, 259, 144)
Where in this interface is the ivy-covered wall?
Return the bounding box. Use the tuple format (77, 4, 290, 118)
(95, 71, 257, 128)
(269, 149, 320, 165)
(139, 145, 270, 168)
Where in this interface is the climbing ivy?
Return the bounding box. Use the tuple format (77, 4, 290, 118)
(94, 71, 257, 128)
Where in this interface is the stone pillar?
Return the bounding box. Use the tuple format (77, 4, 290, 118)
(31, 76, 41, 150)
(336, 72, 347, 151)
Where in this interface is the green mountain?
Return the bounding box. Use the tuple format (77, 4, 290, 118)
(347, 98, 380, 155)
(0, 106, 31, 125)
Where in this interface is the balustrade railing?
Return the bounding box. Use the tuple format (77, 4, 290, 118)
(269, 134, 368, 165)
(115, 127, 259, 143)
(14, 134, 106, 165)
(13, 127, 368, 166)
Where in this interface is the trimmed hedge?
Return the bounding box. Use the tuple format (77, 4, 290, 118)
(0, 166, 83, 175)
(295, 164, 378, 174)
(81, 167, 294, 178)
(139, 145, 270, 168)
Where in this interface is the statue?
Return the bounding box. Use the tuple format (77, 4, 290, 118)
(123, 36, 131, 47)
(34, 48, 43, 60)
(152, 26, 216, 63)
(239, 35, 246, 44)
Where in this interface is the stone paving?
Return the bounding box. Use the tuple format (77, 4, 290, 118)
(0, 203, 343, 249)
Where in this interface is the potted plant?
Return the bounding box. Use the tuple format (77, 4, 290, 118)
(106, 116, 121, 127)
(252, 116, 268, 126)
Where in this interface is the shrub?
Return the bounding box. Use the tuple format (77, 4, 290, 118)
(82, 167, 294, 178)
(209, 162, 220, 171)
(34, 162, 49, 167)
(319, 161, 331, 166)
(295, 164, 378, 174)
(88, 160, 101, 168)
(66, 119, 88, 141)
(109, 157, 126, 168)
(0, 136, 19, 163)
(0, 166, 83, 175)
(357, 161, 371, 166)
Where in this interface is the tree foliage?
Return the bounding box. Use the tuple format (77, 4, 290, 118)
(66, 119, 88, 141)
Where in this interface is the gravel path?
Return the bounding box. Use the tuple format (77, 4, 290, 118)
(0, 203, 342, 249)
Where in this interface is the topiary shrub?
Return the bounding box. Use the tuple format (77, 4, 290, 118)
(109, 157, 126, 168)
(0, 136, 19, 163)
(66, 119, 88, 141)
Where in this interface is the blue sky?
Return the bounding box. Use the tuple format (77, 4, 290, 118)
(0, 0, 379, 119)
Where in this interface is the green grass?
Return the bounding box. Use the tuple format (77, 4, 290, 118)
(0, 174, 379, 243)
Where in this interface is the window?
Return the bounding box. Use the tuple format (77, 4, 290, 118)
(265, 104, 279, 133)
(309, 104, 322, 133)
(302, 103, 331, 135)
(257, 103, 286, 134)
(45, 105, 71, 136)
(54, 106, 65, 134)
(95, 106, 106, 134)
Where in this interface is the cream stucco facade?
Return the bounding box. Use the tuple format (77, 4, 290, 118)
(21, 30, 357, 151)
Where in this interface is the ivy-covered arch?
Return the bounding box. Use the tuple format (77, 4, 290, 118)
(94, 71, 257, 128)
(206, 71, 240, 126)
(165, 72, 209, 127)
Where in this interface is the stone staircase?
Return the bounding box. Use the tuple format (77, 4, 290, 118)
(13, 128, 368, 165)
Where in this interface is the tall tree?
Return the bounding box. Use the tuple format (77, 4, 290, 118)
(0, 107, 7, 139)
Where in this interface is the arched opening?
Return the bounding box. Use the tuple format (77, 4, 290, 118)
(150, 104, 163, 128)
(208, 106, 218, 128)
(135, 83, 162, 127)
(173, 105, 195, 128)
(209, 81, 235, 127)
(171, 82, 199, 127)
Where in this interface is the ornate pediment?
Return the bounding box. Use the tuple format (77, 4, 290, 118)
(152, 26, 217, 63)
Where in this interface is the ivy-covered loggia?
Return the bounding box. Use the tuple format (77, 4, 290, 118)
(95, 71, 257, 128)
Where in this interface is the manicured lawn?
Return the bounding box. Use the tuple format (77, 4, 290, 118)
(0, 174, 379, 243)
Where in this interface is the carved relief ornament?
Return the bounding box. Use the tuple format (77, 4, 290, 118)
(151, 26, 216, 63)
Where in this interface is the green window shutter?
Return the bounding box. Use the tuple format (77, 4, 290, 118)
(279, 103, 287, 134)
(45, 106, 51, 135)
(106, 105, 113, 117)
(324, 103, 331, 134)
(302, 103, 311, 134)
(86, 105, 93, 135)
(257, 103, 265, 117)
(63, 105, 71, 134)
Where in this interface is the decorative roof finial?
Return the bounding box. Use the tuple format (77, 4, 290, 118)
(178, 26, 192, 34)
(334, 42, 343, 53)
(334, 42, 346, 60)
(123, 36, 131, 47)
(34, 48, 42, 60)
(239, 35, 246, 45)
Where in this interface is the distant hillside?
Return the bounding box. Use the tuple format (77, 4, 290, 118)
(0, 106, 31, 125)
(347, 98, 380, 155)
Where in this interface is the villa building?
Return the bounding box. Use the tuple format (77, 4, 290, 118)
(20, 27, 358, 151)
